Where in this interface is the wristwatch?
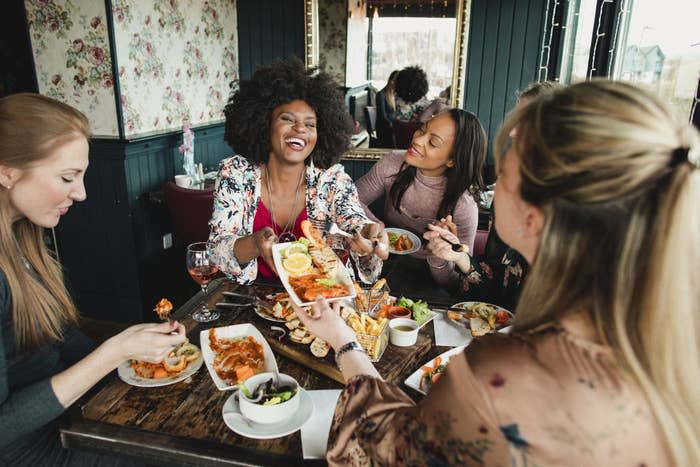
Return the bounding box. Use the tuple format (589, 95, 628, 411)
(334, 341, 366, 369)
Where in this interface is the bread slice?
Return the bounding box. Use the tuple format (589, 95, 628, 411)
(310, 338, 330, 358)
(308, 244, 339, 277)
(470, 317, 491, 337)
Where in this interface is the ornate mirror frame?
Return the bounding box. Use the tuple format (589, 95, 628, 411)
(305, 0, 472, 160)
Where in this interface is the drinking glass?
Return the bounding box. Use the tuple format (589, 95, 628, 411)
(186, 242, 220, 322)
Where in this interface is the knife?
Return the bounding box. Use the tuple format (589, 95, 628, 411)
(221, 291, 275, 308)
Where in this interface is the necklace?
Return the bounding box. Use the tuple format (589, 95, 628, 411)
(265, 165, 305, 242)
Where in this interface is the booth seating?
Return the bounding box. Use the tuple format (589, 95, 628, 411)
(392, 119, 421, 149)
(162, 181, 214, 246)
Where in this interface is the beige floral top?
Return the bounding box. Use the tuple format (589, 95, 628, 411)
(327, 323, 670, 466)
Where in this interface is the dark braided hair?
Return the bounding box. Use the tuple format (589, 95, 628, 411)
(224, 57, 353, 169)
(389, 109, 487, 219)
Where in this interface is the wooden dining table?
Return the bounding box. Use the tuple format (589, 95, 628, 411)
(60, 261, 459, 466)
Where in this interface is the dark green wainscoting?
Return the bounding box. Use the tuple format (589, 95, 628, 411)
(464, 0, 547, 182)
(55, 123, 231, 323)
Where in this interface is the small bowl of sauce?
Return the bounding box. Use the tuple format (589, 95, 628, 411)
(388, 318, 419, 347)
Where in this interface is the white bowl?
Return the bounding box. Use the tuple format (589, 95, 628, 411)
(389, 318, 419, 347)
(238, 372, 300, 425)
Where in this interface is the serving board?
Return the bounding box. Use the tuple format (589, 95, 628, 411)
(209, 281, 434, 385)
(264, 330, 432, 385)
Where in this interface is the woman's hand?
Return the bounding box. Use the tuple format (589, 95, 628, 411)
(347, 223, 389, 260)
(292, 299, 357, 351)
(433, 215, 458, 236)
(253, 227, 277, 272)
(109, 321, 186, 364)
(424, 224, 470, 266)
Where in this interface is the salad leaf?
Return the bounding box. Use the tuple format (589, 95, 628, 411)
(412, 300, 432, 325)
(397, 296, 415, 308)
(315, 278, 337, 287)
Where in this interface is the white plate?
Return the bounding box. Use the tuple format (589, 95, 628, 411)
(272, 242, 356, 307)
(404, 345, 467, 395)
(118, 352, 203, 388)
(448, 301, 513, 333)
(414, 309, 439, 329)
(200, 324, 279, 391)
(385, 228, 421, 255)
(222, 388, 314, 439)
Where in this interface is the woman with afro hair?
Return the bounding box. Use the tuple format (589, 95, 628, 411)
(393, 66, 430, 123)
(209, 58, 389, 283)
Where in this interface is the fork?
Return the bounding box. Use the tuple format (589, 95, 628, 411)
(311, 218, 353, 238)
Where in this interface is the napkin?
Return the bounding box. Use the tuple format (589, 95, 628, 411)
(433, 313, 473, 347)
(301, 389, 342, 459)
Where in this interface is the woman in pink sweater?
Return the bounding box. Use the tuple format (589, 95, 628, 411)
(356, 109, 487, 287)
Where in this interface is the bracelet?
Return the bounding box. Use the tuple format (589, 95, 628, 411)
(334, 341, 366, 369)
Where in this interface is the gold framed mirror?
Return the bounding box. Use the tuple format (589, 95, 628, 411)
(305, 0, 471, 159)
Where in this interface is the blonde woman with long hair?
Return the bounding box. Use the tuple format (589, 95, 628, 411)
(292, 80, 700, 465)
(0, 93, 185, 466)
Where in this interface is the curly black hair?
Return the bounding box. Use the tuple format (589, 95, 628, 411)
(394, 66, 429, 104)
(223, 57, 353, 169)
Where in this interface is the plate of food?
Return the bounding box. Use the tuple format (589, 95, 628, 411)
(446, 302, 513, 337)
(272, 220, 356, 307)
(385, 228, 421, 255)
(118, 340, 203, 387)
(200, 323, 279, 391)
(254, 292, 294, 323)
(404, 345, 467, 395)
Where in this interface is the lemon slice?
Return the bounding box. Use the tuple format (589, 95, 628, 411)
(284, 243, 308, 257)
(282, 253, 312, 275)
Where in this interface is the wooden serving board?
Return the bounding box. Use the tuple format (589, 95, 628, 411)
(197, 280, 434, 385)
(263, 331, 432, 385)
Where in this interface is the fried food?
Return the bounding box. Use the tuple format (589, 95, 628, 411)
(208, 330, 265, 384)
(300, 219, 325, 248)
(288, 273, 349, 302)
(153, 298, 173, 321)
(130, 340, 201, 379)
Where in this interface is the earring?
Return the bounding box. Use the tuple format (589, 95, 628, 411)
(516, 226, 524, 237)
(3, 184, 11, 190)
(309, 155, 315, 171)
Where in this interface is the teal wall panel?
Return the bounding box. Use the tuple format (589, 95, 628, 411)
(465, 0, 546, 177)
(55, 123, 229, 322)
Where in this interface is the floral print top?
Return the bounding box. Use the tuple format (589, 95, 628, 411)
(457, 214, 529, 311)
(209, 155, 382, 283)
(327, 323, 670, 466)
(394, 96, 430, 122)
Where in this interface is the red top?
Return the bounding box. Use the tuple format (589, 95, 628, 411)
(252, 199, 308, 280)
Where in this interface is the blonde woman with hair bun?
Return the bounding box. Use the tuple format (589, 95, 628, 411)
(289, 80, 700, 466)
(0, 93, 186, 466)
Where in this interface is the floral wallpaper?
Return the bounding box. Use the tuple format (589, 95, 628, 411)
(25, 0, 119, 136)
(318, 0, 346, 86)
(113, 0, 238, 137)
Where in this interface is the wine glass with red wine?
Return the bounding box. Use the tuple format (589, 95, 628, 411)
(186, 242, 220, 322)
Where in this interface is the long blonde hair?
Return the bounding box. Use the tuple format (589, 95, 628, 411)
(385, 70, 399, 112)
(495, 80, 700, 464)
(0, 93, 90, 351)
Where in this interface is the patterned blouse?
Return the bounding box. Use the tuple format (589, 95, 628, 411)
(457, 212, 529, 311)
(327, 323, 670, 466)
(394, 96, 430, 122)
(209, 155, 382, 284)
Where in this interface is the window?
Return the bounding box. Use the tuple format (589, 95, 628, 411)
(369, 17, 455, 98)
(611, 0, 700, 122)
